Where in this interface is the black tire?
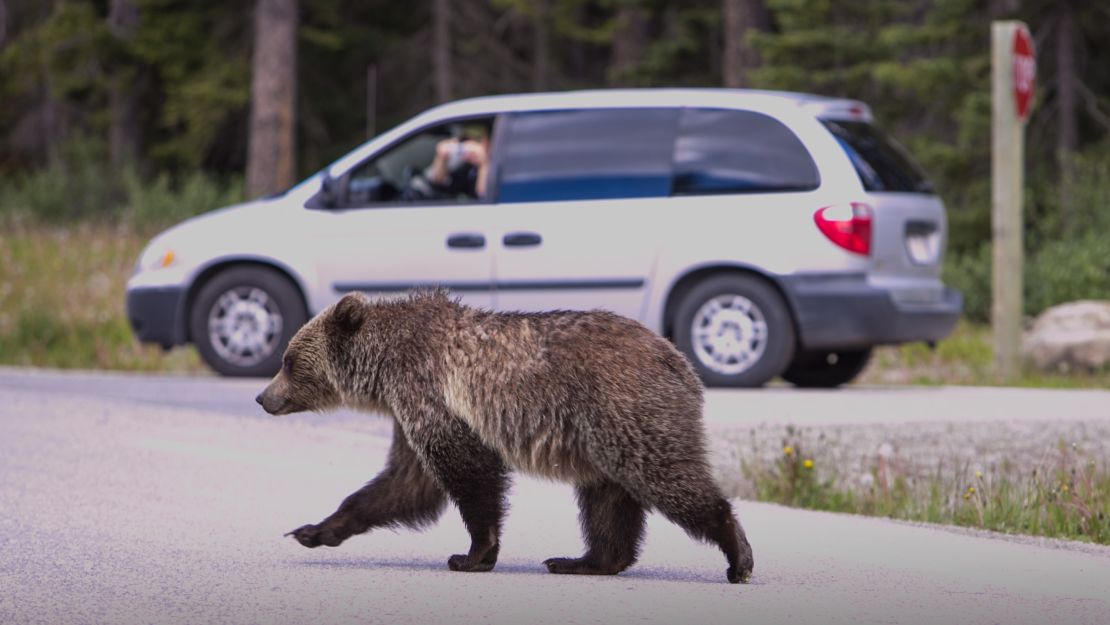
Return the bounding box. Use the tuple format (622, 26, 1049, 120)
(673, 274, 796, 388)
(781, 349, 872, 388)
(189, 266, 307, 377)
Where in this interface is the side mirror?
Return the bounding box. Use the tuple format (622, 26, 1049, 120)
(319, 172, 340, 208)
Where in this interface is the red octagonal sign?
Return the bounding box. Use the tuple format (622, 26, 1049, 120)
(1013, 25, 1036, 121)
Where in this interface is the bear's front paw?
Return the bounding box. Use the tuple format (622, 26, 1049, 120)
(285, 524, 343, 548)
(447, 554, 495, 572)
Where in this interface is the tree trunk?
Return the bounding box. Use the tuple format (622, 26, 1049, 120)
(433, 0, 453, 102)
(611, 4, 649, 87)
(722, 0, 770, 88)
(1, 0, 8, 49)
(247, 0, 298, 198)
(533, 0, 551, 91)
(108, 0, 141, 169)
(1055, 0, 1078, 233)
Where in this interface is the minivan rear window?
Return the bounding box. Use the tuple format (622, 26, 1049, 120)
(673, 108, 820, 195)
(822, 120, 933, 193)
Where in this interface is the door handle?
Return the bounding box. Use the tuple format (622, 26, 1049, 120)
(447, 233, 486, 249)
(502, 232, 542, 247)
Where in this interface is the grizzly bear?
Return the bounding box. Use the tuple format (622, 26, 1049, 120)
(256, 291, 754, 584)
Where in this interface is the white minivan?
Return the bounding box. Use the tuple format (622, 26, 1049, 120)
(127, 89, 961, 387)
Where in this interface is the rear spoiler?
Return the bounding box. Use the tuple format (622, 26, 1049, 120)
(803, 100, 874, 123)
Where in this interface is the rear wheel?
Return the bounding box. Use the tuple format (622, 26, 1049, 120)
(673, 274, 795, 388)
(781, 349, 872, 388)
(189, 266, 307, 377)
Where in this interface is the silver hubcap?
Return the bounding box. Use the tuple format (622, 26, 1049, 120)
(207, 287, 283, 367)
(691, 294, 768, 375)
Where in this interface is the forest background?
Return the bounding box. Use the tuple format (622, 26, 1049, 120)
(1, 0, 1109, 333)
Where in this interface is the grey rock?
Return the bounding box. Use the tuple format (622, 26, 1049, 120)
(1023, 300, 1110, 372)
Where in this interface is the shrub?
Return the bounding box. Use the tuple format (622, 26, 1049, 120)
(119, 169, 244, 229)
(1026, 234, 1110, 315)
(943, 243, 991, 323)
(0, 136, 241, 228)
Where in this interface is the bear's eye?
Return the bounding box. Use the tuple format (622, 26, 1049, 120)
(282, 356, 294, 375)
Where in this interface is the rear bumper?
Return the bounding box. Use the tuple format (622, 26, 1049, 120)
(126, 287, 188, 349)
(779, 273, 962, 350)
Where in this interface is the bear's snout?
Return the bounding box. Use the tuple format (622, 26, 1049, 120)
(256, 385, 289, 415)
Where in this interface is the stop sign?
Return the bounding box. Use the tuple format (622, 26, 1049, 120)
(1012, 25, 1036, 121)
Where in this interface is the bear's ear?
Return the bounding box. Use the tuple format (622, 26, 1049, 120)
(330, 292, 369, 335)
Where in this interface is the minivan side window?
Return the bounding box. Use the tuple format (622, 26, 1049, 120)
(498, 108, 679, 203)
(673, 108, 820, 195)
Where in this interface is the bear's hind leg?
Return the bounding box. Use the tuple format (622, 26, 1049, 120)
(653, 484, 754, 584)
(287, 421, 446, 548)
(544, 480, 646, 576)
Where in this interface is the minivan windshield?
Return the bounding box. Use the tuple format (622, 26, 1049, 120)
(822, 120, 933, 193)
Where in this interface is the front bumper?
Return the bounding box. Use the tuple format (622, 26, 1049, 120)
(126, 287, 188, 349)
(779, 273, 962, 350)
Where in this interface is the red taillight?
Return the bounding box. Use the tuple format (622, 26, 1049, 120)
(814, 202, 873, 256)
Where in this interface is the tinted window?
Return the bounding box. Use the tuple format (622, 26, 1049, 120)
(822, 120, 932, 193)
(673, 108, 820, 195)
(498, 108, 679, 203)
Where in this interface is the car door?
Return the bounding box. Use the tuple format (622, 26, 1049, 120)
(306, 118, 500, 311)
(489, 108, 680, 321)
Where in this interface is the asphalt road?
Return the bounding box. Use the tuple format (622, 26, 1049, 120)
(1, 368, 1109, 625)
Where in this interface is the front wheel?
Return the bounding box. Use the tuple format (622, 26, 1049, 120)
(673, 274, 796, 388)
(189, 266, 307, 377)
(781, 349, 872, 388)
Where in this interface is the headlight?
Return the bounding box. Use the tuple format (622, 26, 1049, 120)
(134, 246, 177, 275)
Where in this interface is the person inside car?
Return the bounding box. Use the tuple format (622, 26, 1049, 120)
(427, 125, 491, 200)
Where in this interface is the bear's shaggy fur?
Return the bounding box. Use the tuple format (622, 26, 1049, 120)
(256, 291, 754, 584)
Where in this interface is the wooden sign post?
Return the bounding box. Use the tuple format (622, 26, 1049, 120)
(991, 21, 1035, 381)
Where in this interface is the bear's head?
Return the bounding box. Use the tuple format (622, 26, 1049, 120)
(256, 292, 378, 416)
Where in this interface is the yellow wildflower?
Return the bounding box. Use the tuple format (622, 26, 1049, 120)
(968, 486, 976, 494)
(783, 446, 795, 456)
(803, 459, 814, 469)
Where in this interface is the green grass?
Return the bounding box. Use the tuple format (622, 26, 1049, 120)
(860, 321, 1110, 389)
(740, 427, 1110, 544)
(0, 220, 204, 372)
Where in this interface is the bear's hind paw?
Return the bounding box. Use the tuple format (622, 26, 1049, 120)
(543, 556, 622, 576)
(727, 565, 753, 584)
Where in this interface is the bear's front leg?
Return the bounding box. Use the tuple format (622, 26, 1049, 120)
(287, 421, 447, 548)
(404, 408, 510, 573)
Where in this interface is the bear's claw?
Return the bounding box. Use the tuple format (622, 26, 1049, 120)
(285, 524, 343, 548)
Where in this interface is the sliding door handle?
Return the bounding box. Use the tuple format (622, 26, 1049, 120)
(447, 233, 486, 249)
(503, 232, 542, 247)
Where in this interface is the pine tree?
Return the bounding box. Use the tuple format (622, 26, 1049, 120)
(751, 0, 996, 255)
